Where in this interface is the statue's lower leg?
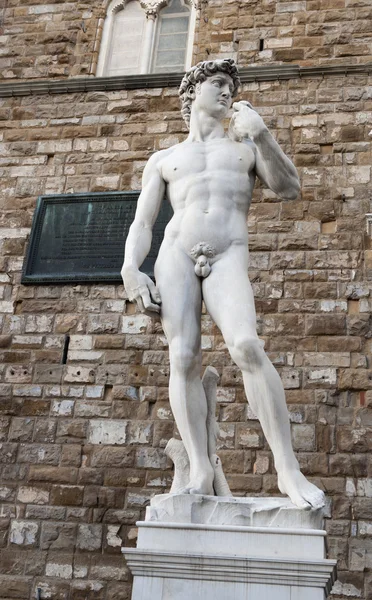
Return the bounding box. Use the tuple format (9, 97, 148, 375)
(166, 366, 231, 497)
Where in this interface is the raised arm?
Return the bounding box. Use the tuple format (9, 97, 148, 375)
(121, 151, 165, 312)
(230, 101, 300, 200)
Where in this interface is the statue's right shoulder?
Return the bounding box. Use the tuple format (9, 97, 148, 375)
(148, 143, 182, 173)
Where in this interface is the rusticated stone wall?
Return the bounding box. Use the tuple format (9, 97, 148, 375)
(1, 0, 372, 80)
(0, 0, 371, 599)
(0, 72, 371, 599)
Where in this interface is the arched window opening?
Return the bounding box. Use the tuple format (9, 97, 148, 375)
(110, 2, 146, 76)
(104, 1, 146, 76)
(97, 0, 195, 77)
(152, 0, 191, 74)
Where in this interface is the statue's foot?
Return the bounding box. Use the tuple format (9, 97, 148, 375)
(181, 468, 215, 496)
(277, 468, 325, 510)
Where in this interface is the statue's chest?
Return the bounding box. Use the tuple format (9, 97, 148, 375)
(162, 142, 254, 183)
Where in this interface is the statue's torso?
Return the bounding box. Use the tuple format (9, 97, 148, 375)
(158, 137, 256, 256)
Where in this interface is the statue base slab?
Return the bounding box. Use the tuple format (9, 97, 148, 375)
(122, 494, 337, 600)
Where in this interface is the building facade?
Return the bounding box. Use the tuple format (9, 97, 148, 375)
(0, 0, 371, 598)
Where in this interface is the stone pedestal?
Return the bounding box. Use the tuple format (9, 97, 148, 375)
(123, 494, 337, 600)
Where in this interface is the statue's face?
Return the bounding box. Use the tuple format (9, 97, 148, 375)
(193, 72, 234, 120)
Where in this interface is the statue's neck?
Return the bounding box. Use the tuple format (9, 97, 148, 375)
(187, 108, 226, 142)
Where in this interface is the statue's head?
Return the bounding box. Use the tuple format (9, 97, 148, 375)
(179, 59, 240, 128)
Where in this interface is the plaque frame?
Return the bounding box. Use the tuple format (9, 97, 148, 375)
(22, 191, 172, 285)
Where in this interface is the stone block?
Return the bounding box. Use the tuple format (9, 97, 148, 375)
(40, 522, 77, 551)
(77, 524, 103, 551)
(153, 421, 174, 448)
(291, 424, 316, 451)
(220, 404, 246, 422)
(135, 448, 168, 470)
(45, 557, 73, 579)
(106, 581, 131, 600)
(339, 370, 372, 391)
(50, 485, 84, 506)
(127, 422, 153, 445)
(90, 555, 130, 581)
(25, 315, 54, 333)
(305, 315, 346, 335)
(69, 335, 93, 350)
(0, 576, 30, 598)
(9, 520, 39, 547)
(34, 364, 63, 383)
(304, 368, 337, 387)
(280, 368, 301, 389)
(56, 419, 88, 440)
(0, 443, 19, 464)
(216, 423, 236, 450)
(50, 399, 74, 416)
(87, 314, 120, 334)
(18, 444, 61, 465)
(352, 498, 372, 519)
(70, 580, 106, 598)
(8, 418, 34, 442)
(68, 350, 103, 361)
(4, 365, 32, 383)
(25, 506, 66, 521)
(87, 419, 127, 445)
(33, 419, 57, 443)
(237, 425, 263, 449)
(349, 538, 372, 572)
(63, 366, 95, 384)
(0, 485, 16, 502)
(17, 486, 49, 505)
(86, 385, 105, 399)
(32, 579, 70, 600)
(28, 466, 78, 484)
(75, 400, 111, 418)
(121, 315, 153, 334)
(91, 446, 135, 468)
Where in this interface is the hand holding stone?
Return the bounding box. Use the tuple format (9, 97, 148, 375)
(229, 101, 267, 141)
(122, 267, 161, 313)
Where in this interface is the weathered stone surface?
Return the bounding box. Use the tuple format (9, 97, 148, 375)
(87, 420, 127, 445)
(40, 522, 77, 551)
(76, 524, 103, 551)
(0, 576, 30, 598)
(50, 486, 84, 507)
(9, 520, 39, 547)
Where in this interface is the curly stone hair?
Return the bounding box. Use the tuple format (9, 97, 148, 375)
(179, 59, 240, 128)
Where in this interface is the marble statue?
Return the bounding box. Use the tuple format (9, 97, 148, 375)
(122, 59, 325, 510)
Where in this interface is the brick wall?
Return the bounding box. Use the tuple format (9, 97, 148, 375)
(0, 72, 371, 599)
(0, 0, 372, 599)
(1, 0, 372, 80)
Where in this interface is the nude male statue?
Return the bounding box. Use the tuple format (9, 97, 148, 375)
(122, 59, 325, 510)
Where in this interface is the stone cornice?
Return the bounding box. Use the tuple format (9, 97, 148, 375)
(123, 548, 337, 594)
(0, 63, 371, 98)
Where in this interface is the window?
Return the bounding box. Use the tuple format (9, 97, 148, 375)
(97, 0, 197, 77)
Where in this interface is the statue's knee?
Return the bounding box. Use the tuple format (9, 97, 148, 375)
(170, 340, 200, 373)
(230, 337, 265, 372)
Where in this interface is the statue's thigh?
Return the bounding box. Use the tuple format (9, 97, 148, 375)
(202, 255, 258, 344)
(155, 247, 202, 345)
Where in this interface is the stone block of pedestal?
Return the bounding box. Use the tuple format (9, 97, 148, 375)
(123, 495, 337, 600)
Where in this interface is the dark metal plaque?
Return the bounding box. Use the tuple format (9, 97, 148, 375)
(22, 191, 173, 284)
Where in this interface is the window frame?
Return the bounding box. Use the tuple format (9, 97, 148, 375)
(151, 0, 192, 74)
(96, 0, 197, 78)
